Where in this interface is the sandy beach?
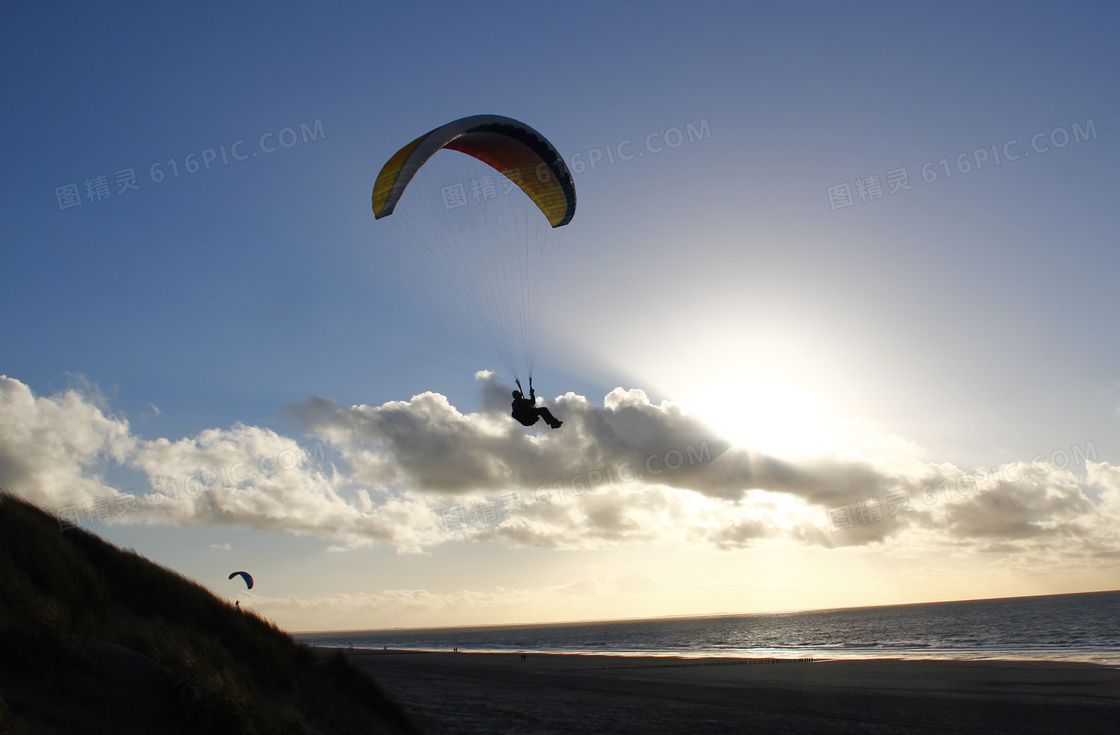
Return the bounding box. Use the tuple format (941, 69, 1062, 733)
(346, 650, 1120, 734)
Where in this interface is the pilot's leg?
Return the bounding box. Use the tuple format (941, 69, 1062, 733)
(537, 407, 562, 429)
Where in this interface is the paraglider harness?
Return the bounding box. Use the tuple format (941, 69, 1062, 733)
(511, 378, 562, 429)
(511, 379, 536, 426)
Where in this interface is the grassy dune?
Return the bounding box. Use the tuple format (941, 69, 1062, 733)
(0, 492, 422, 735)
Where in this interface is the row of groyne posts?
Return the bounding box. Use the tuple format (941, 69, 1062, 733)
(591, 658, 815, 671)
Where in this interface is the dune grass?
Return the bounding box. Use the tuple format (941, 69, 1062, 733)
(0, 491, 421, 734)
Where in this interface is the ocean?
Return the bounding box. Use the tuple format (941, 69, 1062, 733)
(296, 589, 1120, 665)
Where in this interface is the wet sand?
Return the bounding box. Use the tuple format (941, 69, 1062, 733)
(345, 650, 1120, 734)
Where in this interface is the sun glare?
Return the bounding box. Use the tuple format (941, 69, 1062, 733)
(683, 377, 836, 458)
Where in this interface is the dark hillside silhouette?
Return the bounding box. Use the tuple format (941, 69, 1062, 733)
(0, 491, 421, 735)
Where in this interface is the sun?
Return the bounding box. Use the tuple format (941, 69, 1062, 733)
(681, 376, 836, 458)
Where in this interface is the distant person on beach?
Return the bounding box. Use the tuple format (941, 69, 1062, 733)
(511, 379, 562, 429)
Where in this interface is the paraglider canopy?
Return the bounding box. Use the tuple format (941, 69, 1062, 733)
(372, 114, 577, 384)
(228, 571, 254, 590)
(373, 114, 576, 227)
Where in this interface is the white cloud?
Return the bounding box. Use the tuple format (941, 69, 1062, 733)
(2, 373, 1118, 563)
(0, 375, 135, 507)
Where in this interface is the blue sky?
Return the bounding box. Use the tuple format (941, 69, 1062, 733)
(3, 2, 1120, 630)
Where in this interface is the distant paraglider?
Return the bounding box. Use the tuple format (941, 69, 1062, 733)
(228, 571, 254, 590)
